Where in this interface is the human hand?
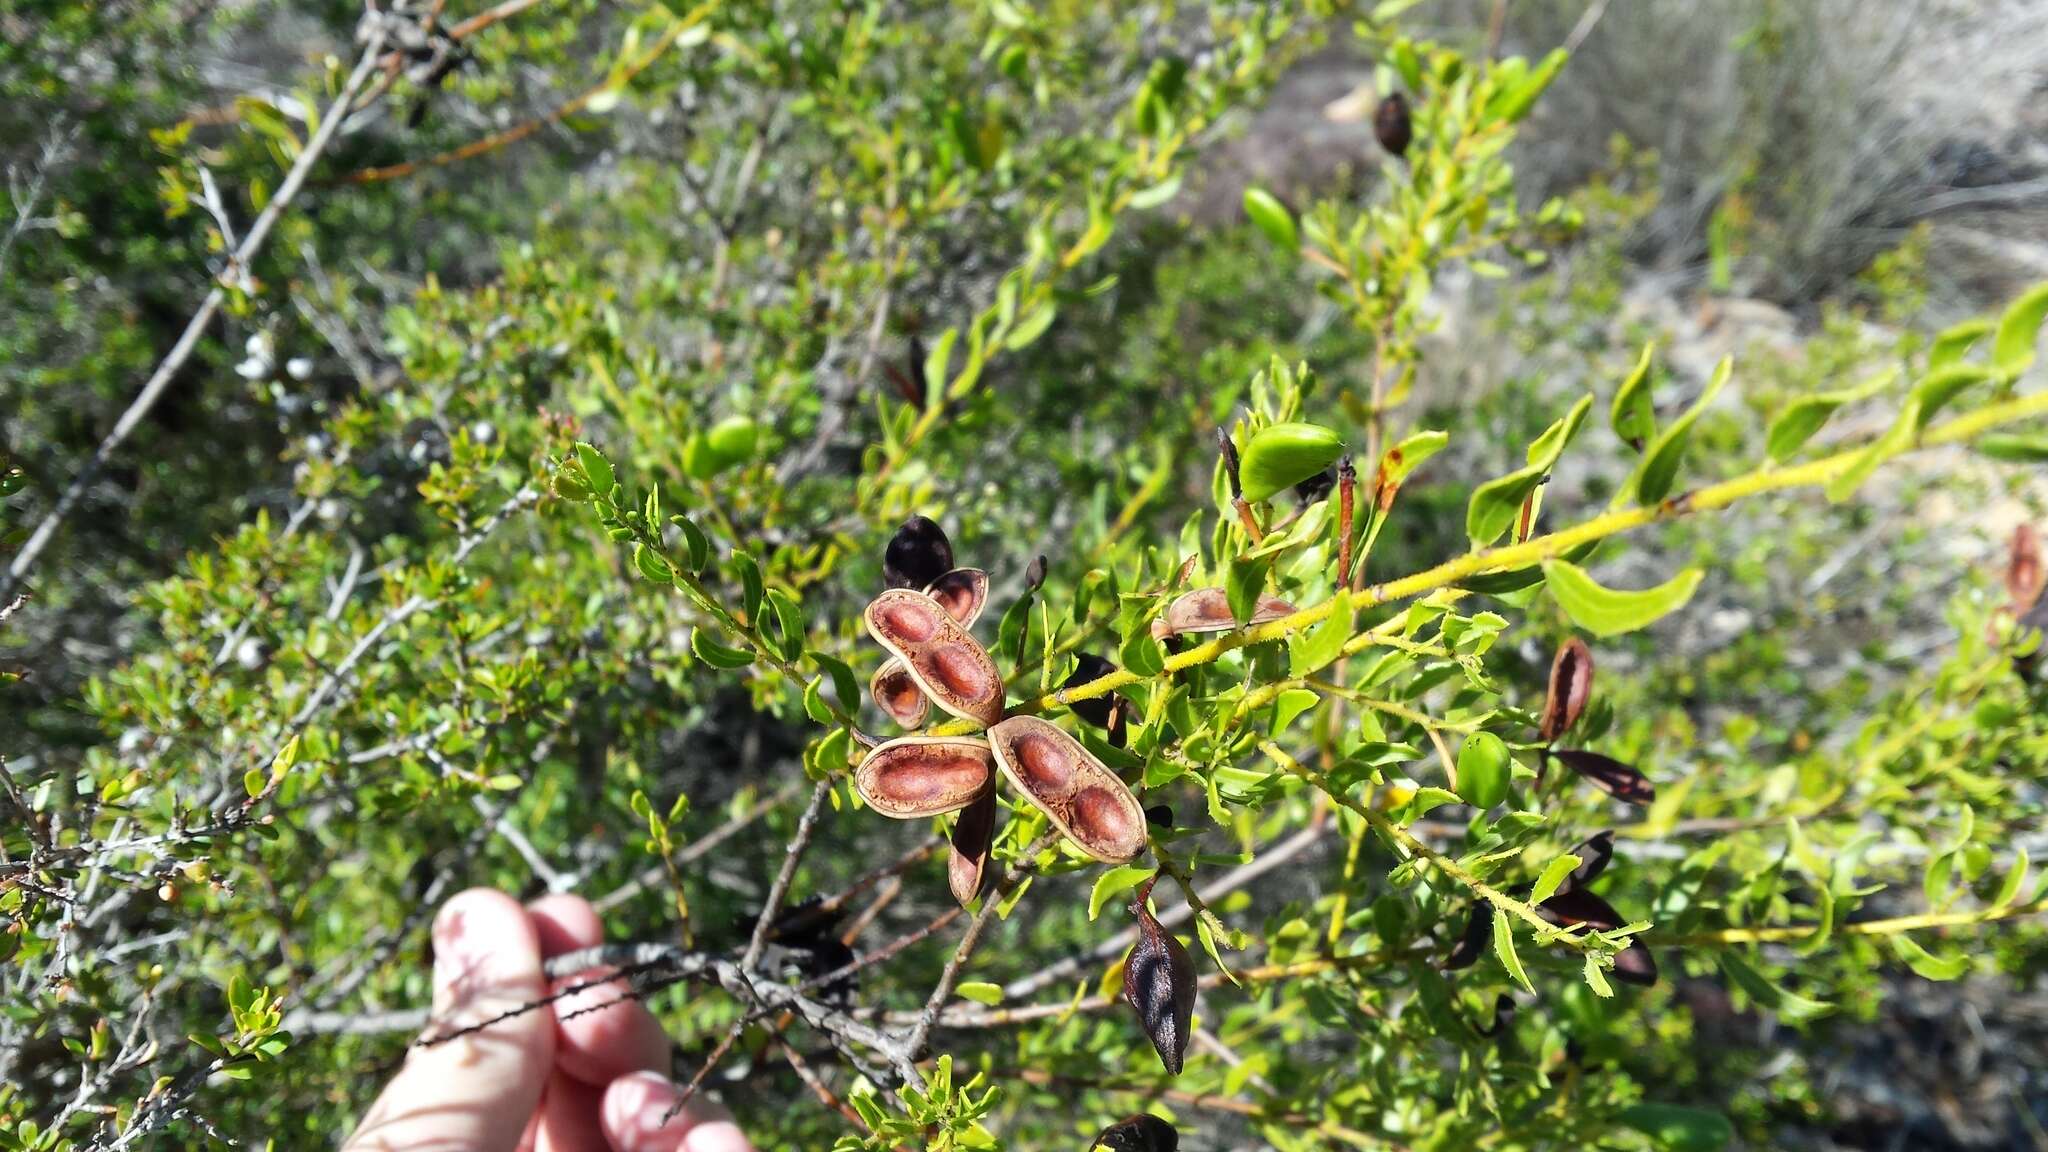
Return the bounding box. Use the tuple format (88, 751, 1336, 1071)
(343, 888, 753, 1152)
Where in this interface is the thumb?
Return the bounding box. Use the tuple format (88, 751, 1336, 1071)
(344, 889, 556, 1151)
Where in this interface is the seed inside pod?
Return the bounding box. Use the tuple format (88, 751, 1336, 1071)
(883, 515, 954, 590)
(853, 736, 994, 819)
(865, 589, 1005, 727)
(1539, 636, 1594, 745)
(948, 789, 998, 907)
(1153, 586, 1297, 638)
(870, 660, 930, 729)
(923, 567, 988, 627)
(987, 715, 1147, 863)
(1121, 875, 1195, 1075)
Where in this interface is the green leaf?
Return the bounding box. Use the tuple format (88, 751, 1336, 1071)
(575, 442, 614, 500)
(1765, 367, 1895, 462)
(1272, 688, 1319, 732)
(1528, 853, 1582, 905)
(1888, 934, 1968, 981)
(690, 629, 754, 669)
(1609, 342, 1657, 449)
(1491, 48, 1565, 122)
(732, 552, 764, 624)
(672, 516, 711, 572)
(633, 543, 674, 583)
(703, 415, 758, 471)
(1240, 422, 1344, 502)
(1288, 590, 1352, 677)
(1377, 429, 1449, 489)
(1455, 732, 1510, 809)
(1583, 952, 1613, 998)
(955, 981, 1004, 1005)
(1992, 281, 2048, 376)
(1911, 362, 1997, 429)
(1225, 552, 1275, 626)
(1825, 401, 1918, 503)
(1242, 187, 1297, 252)
(1466, 394, 1594, 547)
(1633, 355, 1731, 504)
(1005, 301, 1057, 351)
(1929, 316, 1992, 372)
(924, 328, 958, 400)
(1718, 951, 1832, 1022)
(1491, 908, 1533, 992)
(1617, 1103, 1734, 1152)
(1542, 558, 1702, 637)
(1088, 865, 1154, 920)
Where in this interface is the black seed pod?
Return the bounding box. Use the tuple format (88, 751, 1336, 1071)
(1122, 877, 1195, 1075)
(1375, 91, 1413, 157)
(1092, 1113, 1178, 1152)
(882, 516, 953, 590)
(1063, 654, 1120, 728)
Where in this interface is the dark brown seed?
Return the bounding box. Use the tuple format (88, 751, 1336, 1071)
(948, 789, 998, 908)
(1024, 553, 1049, 591)
(1546, 749, 1655, 805)
(853, 737, 994, 819)
(1092, 1113, 1179, 1152)
(1374, 91, 1413, 157)
(1559, 830, 1616, 895)
(1539, 637, 1594, 745)
(1122, 876, 1195, 1076)
(1063, 653, 1120, 728)
(1293, 466, 1338, 504)
(1538, 888, 1657, 987)
(1444, 904, 1493, 970)
(883, 516, 954, 590)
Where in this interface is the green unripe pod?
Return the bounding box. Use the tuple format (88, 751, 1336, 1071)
(1455, 731, 1511, 810)
(1239, 421, 1344, 502)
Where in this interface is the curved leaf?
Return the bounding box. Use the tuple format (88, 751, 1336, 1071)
(1466, 394, 1594, 548)
(1609, 341, 1657, 450)
(1765, 367, 1895, 462)
(1542, 558, 1702, 637)
(1242, 187, 1298, 252)
(1633, 356, 1731, 505)
(1992, 280, 2048, 376)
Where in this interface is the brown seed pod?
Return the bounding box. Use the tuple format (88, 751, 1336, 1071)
(1546, 749, 1655, 806)
(1559, 830, 1616, 895)
(987, 715, 1147, 863)
(923, 567, 989, 628)
(869, 660, 931, 729)
(883, 516, 954, 590)
(853, 736, 994, 819)
(1151, 586, 1297, 639)
(1444, 903, 1493, 970)
(1062, 653, 1121, 728)
(1092, 1113, 1179, 1152)
(865, 589, 1004, 727)
(1537, 888, 1658, 987)
(1539, 637, 1594, 745)
(947, 788, 998, 907)
(1024, 553, 1049, 591)
(2010, 524, 2045, 614)
(1374, 90, 1413, 157)
(1474, 992, 1517, 1039)
(1121, 876, 1195, 1076)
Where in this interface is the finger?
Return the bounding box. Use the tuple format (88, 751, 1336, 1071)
(533, 1070, 610, 1152)
(528, 894, 671, 1086)
(600, 1072, 753, 1152)
(343, 889, 555, 1152)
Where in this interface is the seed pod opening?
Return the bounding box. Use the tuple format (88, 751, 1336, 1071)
(853, 736, 994, 819)
(987, 715, 1147, 863)
(947, 788, 998, 907)
(1121, 876, 1195, 1076)
(1539, 637, 1594, 744)
(870, 659, 930, 729)
(1538, 888, 1657, 987)
(865, 589, 1005, 727)
(923, 567, 988, 627)
(883, 515, 954, 590)
(1062, 653, 1121, 728)
(1156, 586, 1297, 637)
(1092, 1113, 1179, 1152)
(1374, 91, 1413, 157)
(1546, 749, 1655, 805)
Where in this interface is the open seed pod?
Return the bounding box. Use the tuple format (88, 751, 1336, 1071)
(924, 567, 989, 627)
(1092, 1113, 1178, 1152)
(865, 589, 1005, 727)
(869, 660, 931, 729)
(883, 515, 954, 590)
(1546, 749, 1655, 805)
(1121, 875, 1195, 1075)
(853, 736, 994, 819)
(1539, 637, 1594, 745)
(947, 789, 998, 907)
(987, 716, 1147, 864)
(1150, 586, 1297, 639)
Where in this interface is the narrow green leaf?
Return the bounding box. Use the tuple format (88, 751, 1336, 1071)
(690, 629, 754, 669)
(1005, 302, 1057, 351)
(955, 981, 1004, 1005)
(1609, 341, 1657, 449)
(1911, 362, 1997, 429)
(1889, 934, 1968, 981)
(1765, 367, 1895, 462)
(1633, 356, 1731, 505)
(1466, 394, 1594, 547)
(1717, 951, 1832, 1022)
(575, 442, 614, 499)
(1491, 908, 1533, 991)
(1542, 558, 1702, 637)
(1377, 429, 1449, 489)
(1088, 865, 1154, 921)
(1992, 281, 2048, 376)
(1618, 1103, 1734, 1152)
(1929, 316, 1992, 372)
(1272, 688, 1319, 733)
(1529, 853, 1582, 905)
(1242, 187, 1298, 252)
(1825, 401, 1918, 503)
(1583, 953, 1613, 998)
(1976, 433, 2048, 463)
(1288, 590, 1352, 677)
(1225, 552, 1274, 626)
